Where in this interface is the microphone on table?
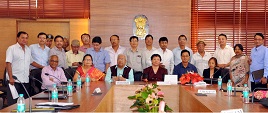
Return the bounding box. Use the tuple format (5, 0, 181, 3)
(29, 76, 51, 100)
(220, 70, 230, 91)
(12, 76, 32, 112)
(203, 69, 220, 85)
(62, 67, 74, 81)
(44, 73, 65, 96)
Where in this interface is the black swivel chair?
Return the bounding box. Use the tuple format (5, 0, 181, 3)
(0, 69, 8, 109)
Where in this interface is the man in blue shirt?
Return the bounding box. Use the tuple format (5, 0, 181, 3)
(86, 36, 111, 73)
(173, 49, 198, 80)
(250, 33, 268, 91)
(29, 32, 50, 94)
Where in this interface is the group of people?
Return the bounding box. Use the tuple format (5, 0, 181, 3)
(5, 31, 268, 106)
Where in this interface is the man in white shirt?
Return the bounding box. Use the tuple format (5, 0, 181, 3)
(105, 35, 126, 66)
(6, 31, 43, 105)
(142, 34, 156, 69)
(173, 35, 193, 65)
(214, 34, 235, 68)
(191, 40, 211, 76)
(152, 37, 174, 74)
(214, 34, 235, 82)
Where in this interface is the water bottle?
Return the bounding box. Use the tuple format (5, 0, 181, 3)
(227, 79, 232, 96)
(77, 75, 82, 91)
(243, 84, 250, 103)
(51, 84, 58, 102)
(67, 79, 73, 96)
(17, 94, 26, 113)
(85, 73, 90, 87)
(218, 76, 222, 90)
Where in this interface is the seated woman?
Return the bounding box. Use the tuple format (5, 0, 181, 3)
(203, 57, 221, 84)
(73, 54, 105, 82)
(229, 44, 249, 87)
(142, 54, 168, 81)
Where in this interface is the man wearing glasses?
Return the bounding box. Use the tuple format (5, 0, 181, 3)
(79, 33, 91, 53)
(41, 55, 67, 89)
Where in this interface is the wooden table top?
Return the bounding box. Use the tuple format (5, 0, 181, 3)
(0, 82, 267, 112)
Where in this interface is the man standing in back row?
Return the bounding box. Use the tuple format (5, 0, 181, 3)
(105, 35, 126, 66)
(6, 31, 43, 105)
(249, 33, 268, 91)
(173, 35, 193, 65)
(124, 36, 143, 81)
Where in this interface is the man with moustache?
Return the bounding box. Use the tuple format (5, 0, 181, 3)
(49, 35, 68, 69)
(105, 35, 126, 66)
(6, 31, 44, 105)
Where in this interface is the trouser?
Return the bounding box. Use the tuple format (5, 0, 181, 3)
(251, 82, 267, 92)
(134, 71, 142, 81)
(62, 67, 77, 81)
(220, 68, 230, 83)
(30, 69, 42, 95)
(7, 82, 30, 106)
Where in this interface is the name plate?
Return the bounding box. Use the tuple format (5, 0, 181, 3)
(115, 81, 130, 85)
(194, 81, 207, 86)
(197, 89, 216, 94)
(221, 108, 243, 113)
(157, 82, 171, 85)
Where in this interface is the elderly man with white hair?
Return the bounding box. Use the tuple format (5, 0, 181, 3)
(105, 54, 134, 82)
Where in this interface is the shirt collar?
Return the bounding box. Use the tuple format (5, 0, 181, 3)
(179, 62, 190, 68)
(255, 45, 264, 51)
(48, 65, 59, 71)
(15, 42, 29, 50)
(53, 46, 64, 52)
(115, 65, 128, 69)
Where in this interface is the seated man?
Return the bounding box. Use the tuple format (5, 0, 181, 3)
(41, 55, 67, 89)
(173, 50, 198, 80)
(105, 54, 134, 82)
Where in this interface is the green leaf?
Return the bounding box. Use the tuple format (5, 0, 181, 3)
(141, 92, 149, 99)
(138, 107, 146, 112)
(150, 106, 158, 112)
(153, 99, 158, 105)
(165, 105, 173, 112)
(128, 95, 136, 99)
(130, 101, 139, 108)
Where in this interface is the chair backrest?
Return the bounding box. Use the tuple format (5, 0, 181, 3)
(2, 68, 7, 87)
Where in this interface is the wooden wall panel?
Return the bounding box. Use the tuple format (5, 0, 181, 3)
(0, 18, 17, 79)
(0, 18, 89, 78)
(90, 0, 191, 49)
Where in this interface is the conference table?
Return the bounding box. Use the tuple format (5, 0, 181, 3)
(0, 81, 268, 112)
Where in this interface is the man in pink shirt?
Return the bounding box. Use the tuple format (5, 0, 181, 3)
(41, 55, 67, 89)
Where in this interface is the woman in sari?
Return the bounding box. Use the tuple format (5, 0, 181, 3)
(229, 44, 249, 86)
(73, 54, 105, 82)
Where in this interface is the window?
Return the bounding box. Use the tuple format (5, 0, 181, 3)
(191, 0, 268, 55)
(0, 0, 90, 19)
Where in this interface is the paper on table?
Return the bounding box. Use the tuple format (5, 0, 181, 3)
(8, 84, 19, 99)
(36, 102, 73, 106)
(164, 75, 178, 84)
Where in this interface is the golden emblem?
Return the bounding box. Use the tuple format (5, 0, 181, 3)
(133, 15, 149, 39)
